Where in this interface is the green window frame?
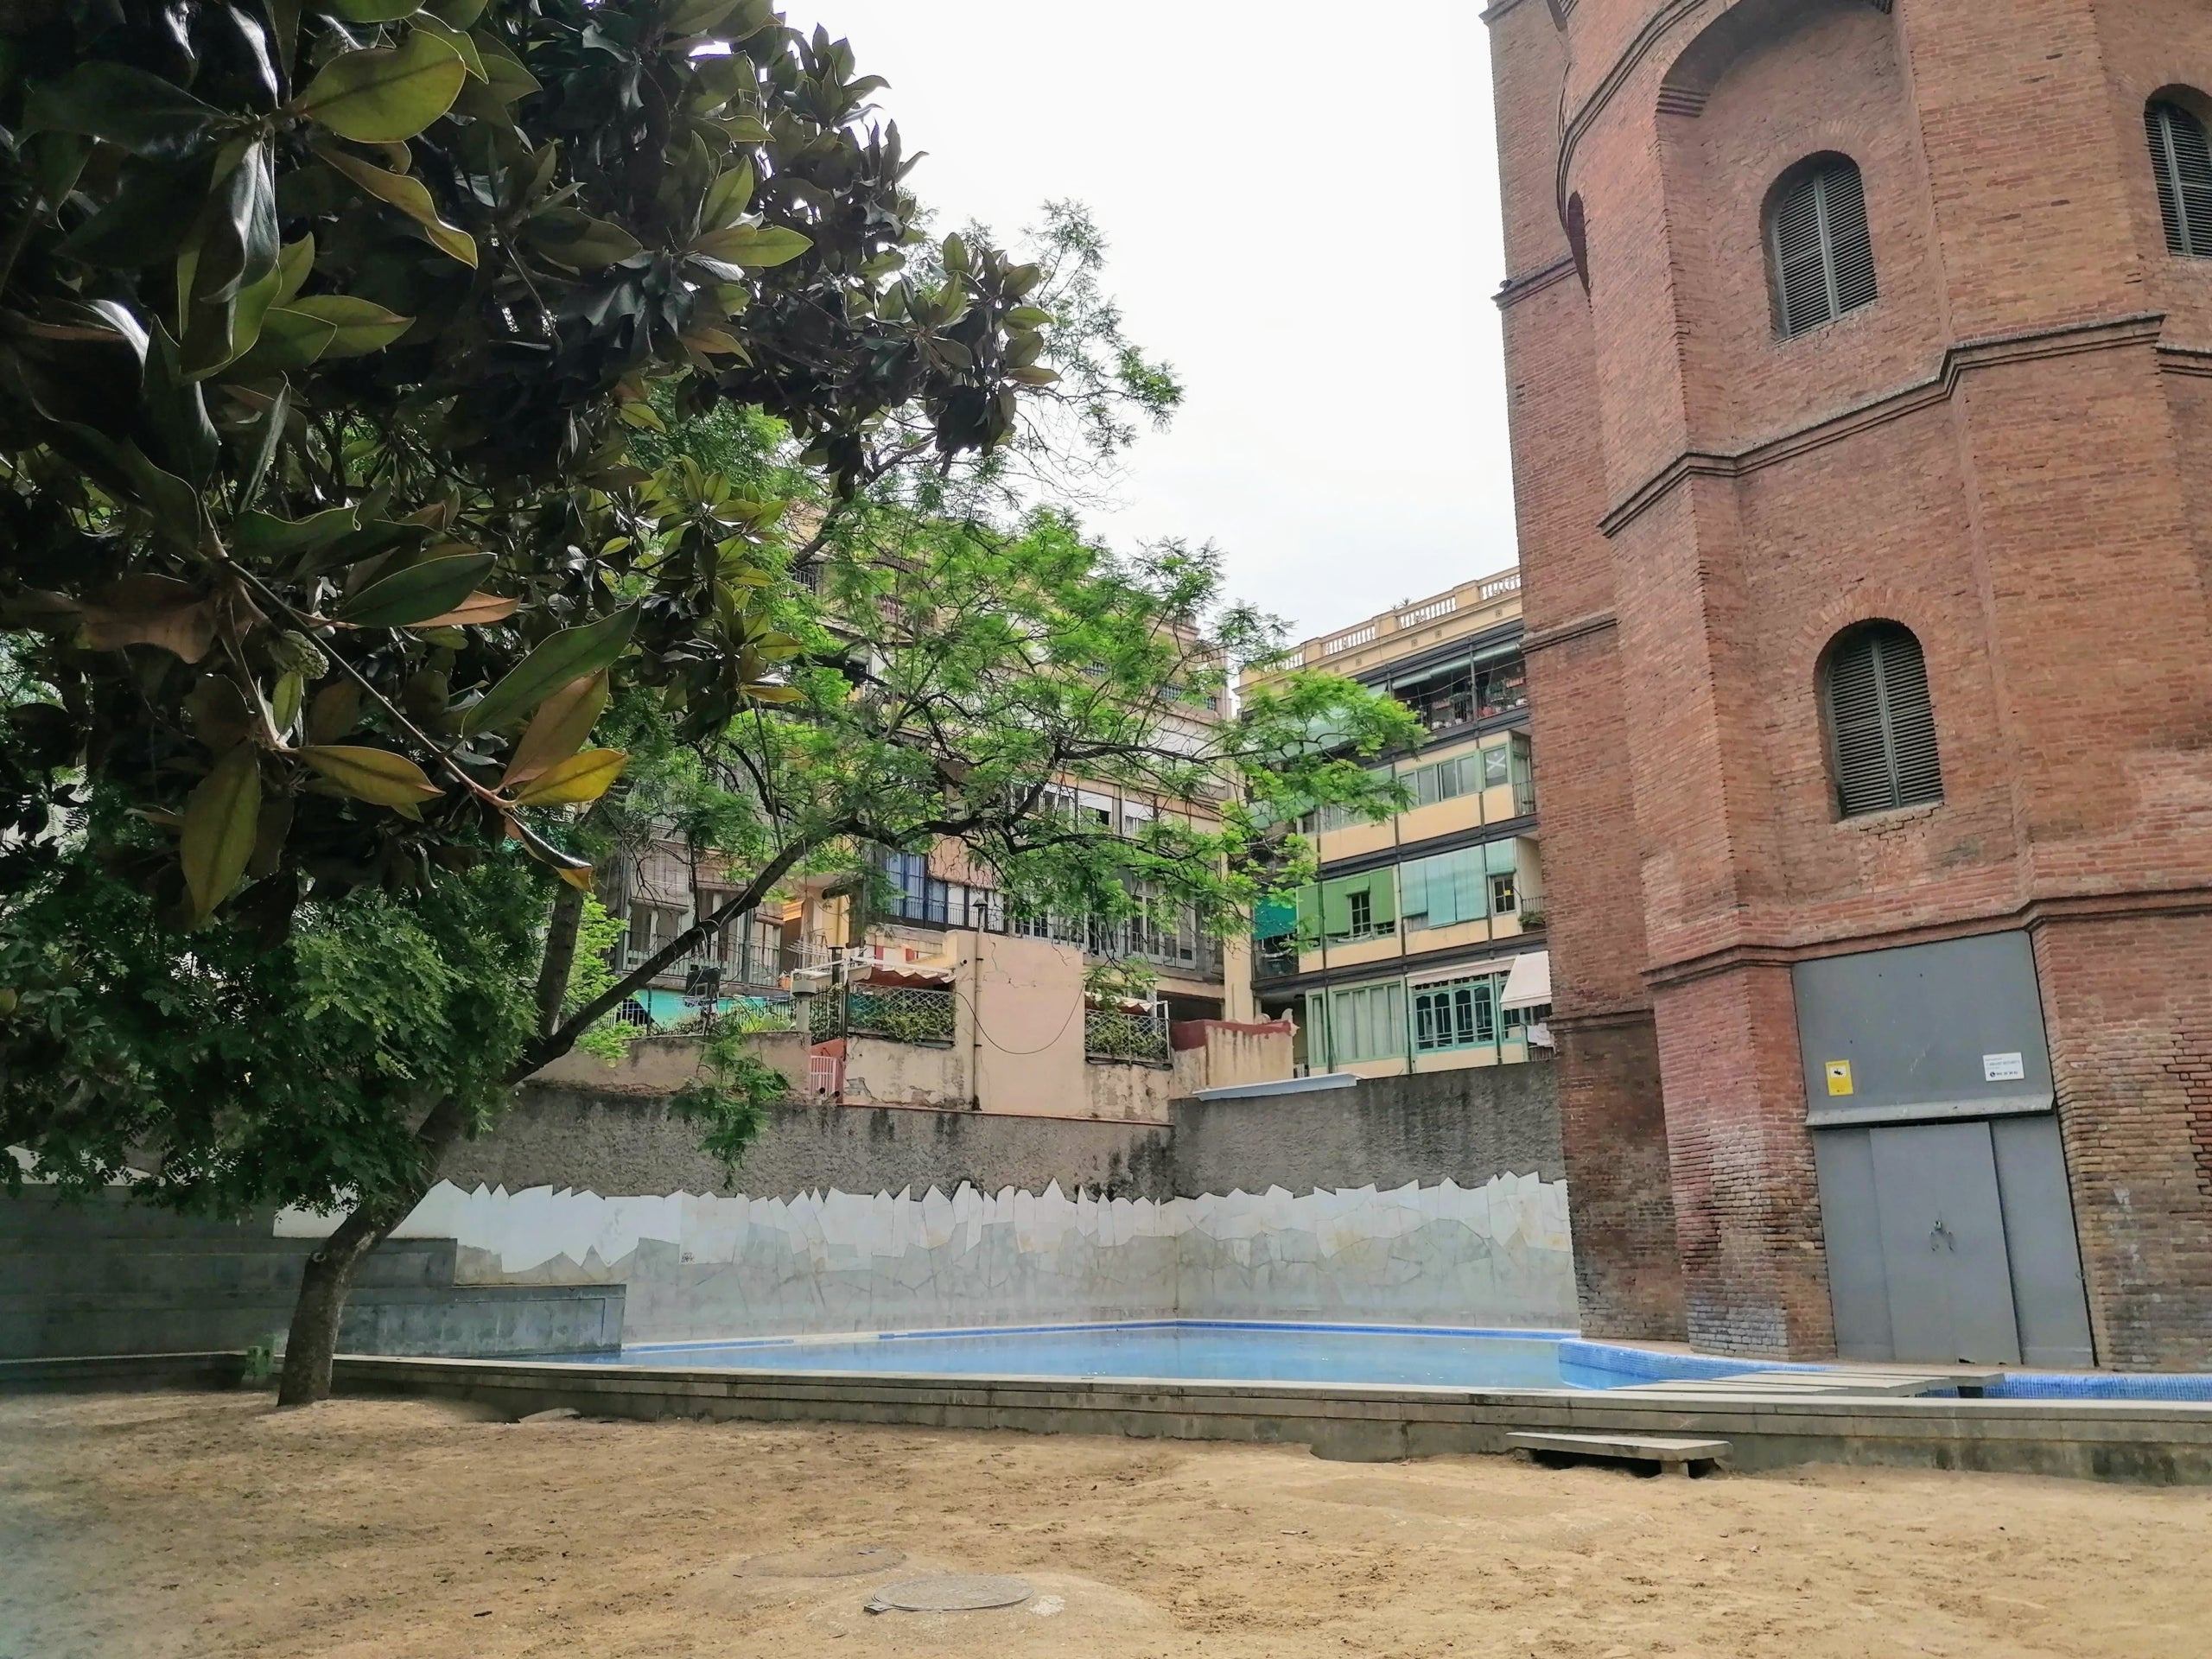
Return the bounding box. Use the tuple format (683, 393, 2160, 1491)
(1326, 979, 1406, 1064)
(1412, 972, 1505, 1055)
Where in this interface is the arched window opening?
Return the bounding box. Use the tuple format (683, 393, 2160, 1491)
(1824, 621, 1942, 818)
(1767, 156, 1878, 339)
(2146, 98, 2212, 258)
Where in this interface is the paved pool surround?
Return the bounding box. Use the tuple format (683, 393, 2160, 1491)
(328, 1350, 2212, 1484)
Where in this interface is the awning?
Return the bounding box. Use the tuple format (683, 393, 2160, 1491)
(1500, 949, 1552, 1011)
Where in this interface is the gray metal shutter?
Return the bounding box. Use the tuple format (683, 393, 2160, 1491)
(1770, 160, 1879, 339)
(1823, 164, 1878, 313)
(2148, 100, 2212, 258)
(1771, 174, 1833, 336)
(1828, 624, 1942, 817)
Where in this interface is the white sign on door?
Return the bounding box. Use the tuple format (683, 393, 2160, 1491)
(1982, 1052, 2026, 1083)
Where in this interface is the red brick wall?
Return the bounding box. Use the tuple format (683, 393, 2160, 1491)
(1491, 0, 2212, 1363)
(2034, 914, 2212, 1370)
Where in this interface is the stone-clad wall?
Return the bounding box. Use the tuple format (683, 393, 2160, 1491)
(371, 1062, 1575, 1340)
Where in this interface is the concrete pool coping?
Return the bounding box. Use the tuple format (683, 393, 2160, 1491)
(330, 1352, 2212, 1485)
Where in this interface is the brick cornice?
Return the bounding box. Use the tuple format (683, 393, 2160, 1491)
(2161, 342, 2212, 378)
(1598, 311, 2170, 539)
(1494, 253, 1582, 311)
(1522, 607, 1618, 655)
(1641, 886, 2212, 993)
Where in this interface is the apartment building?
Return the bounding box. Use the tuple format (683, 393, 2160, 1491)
(1241, 569, 1551, 1078)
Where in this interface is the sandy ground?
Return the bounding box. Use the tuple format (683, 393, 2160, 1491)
(2, 1394, 2209, 1659)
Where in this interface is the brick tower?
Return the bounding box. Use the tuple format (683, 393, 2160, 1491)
(1487, 0, 2212, 1367)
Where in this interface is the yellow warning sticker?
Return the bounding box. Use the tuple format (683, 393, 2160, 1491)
(1825, 1060, 1854, 1096)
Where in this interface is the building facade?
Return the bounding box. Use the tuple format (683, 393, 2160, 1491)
(1488, 0, 2212, 1366)
(1241, 572, 1554, 1079)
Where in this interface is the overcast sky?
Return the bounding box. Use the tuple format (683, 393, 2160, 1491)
(782, 0, 1518, 645)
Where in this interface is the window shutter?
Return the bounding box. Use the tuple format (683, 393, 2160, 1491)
(1823, 164, 1878, 312)
(1878, 634, 1943, 807)
(1827, 623, 1942, 817)
(1367, 869, 1396, 927)
(1771, 174, 1832, 336)
(1770, 159, 1878, 338)
(2148, 100, 2212, 258)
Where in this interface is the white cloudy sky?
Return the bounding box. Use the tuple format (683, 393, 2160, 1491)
(781, 0, 1519, 645)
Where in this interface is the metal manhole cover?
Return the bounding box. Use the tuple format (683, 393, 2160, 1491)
(865, 1573, 1033, 1613)
(739, 1545, 906, 1580)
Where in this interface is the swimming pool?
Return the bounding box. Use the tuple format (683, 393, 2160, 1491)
(567, 1322, 1648, 1390)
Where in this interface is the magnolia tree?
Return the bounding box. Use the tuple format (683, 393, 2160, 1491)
(0, 0, 1414, 1402)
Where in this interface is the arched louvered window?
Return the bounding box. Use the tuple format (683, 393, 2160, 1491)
(2146, 99, 2212, 258)
(1824, 621, 1942, 818)
(1767, 156, 1878, 339)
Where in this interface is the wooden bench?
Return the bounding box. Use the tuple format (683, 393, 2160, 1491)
(1507, 1431, 1732, 1478)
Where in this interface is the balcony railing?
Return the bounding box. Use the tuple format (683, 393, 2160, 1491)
(619, 931, 832, 990)
(1257, 568, 1525, 683)
(811, 983, 957, 1047)
(1084, 1003, 1171, 1068)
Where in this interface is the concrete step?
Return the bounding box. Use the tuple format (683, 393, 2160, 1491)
(1509, 1431, 1731, 1476)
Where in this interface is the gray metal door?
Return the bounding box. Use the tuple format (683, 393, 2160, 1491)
(1867, 1122, 2022, 1364)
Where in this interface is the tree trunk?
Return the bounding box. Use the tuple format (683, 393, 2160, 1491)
(533, 879, 588, 1037)
(276, 1094, 470, 1406)
(276, 1205, 397, 1405)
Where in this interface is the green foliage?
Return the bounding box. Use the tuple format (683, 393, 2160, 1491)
(668, 1020, 784, 1185)
(0, 823, 538, 1219)
(563, 895, 637, 1063)
(0, 0, 1048, 925)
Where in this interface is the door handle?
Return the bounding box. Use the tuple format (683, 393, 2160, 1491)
(1929, 1219, 1957, 1253)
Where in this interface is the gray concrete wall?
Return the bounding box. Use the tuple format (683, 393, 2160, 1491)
(445, 1087, 1176, 1202)
(1172, 1067, 1564, 1198)
(1, 1191, 621, 1362)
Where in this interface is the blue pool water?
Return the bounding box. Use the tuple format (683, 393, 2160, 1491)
(526, 1323, 2212, 1400)
(566, 1322, 1649, 1390)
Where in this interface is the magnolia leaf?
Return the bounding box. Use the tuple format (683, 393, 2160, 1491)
(688, 223, 810, 269)
(741, 681, 805, 704)
(464, 607, 637, 734)
(501, 671, 608, 787)
(230, 304, 341, 374)
(429, 0, 488, 25)
(321, 0, 423, 19)
(306, 681, 363, 745)
(294, 29, 468, 143)
(270, 671, 305, 737)
(664, 0, 740, 34)
(411, 14, 486, 79)
(699, 160, 754, 230)
(79, 575, 216, 661)
(317, 145, 478, 266)
(556, 865, 596, 892)
(1008, 366, 1060, 386)
(282, 295, 414, 357)
(472, 30, 541, 102)
(181, 745, 263, 921)
(679, 327, 746, 357)
(238, 379, 293, 513)
(508, 747, 626, 807)
(237, 504, 358, 559)
(339, 552, 494, 626)
(296, 744, 444, 805)
(526, 210, 645, 271)
(1005, 305, 1053, 328)
(410, 591, 518, 628)
(22, 63, 221, 160)
(274, 236, 316, 305)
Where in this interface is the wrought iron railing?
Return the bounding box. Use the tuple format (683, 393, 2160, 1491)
(1084, 1003, 1171, 1068)
(811, 983, 957, 1047)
